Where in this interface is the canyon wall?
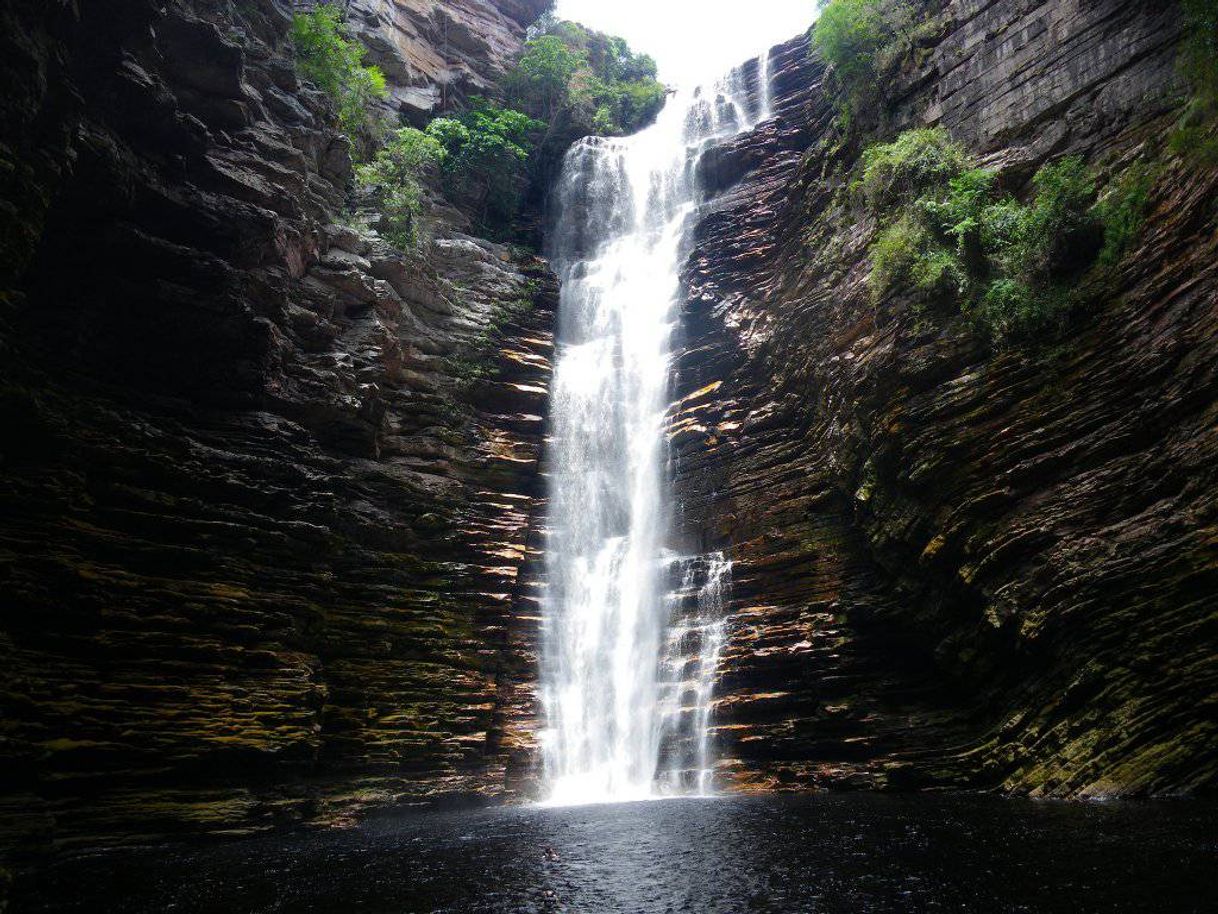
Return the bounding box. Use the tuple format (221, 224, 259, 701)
(1, 0, 1215, 868)
(346, 0, 548, 122)
(0, 0, 550, 854)
(675, 0, 1218, 797)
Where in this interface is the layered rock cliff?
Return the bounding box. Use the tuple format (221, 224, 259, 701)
(2, 0, 1215, 874)
(674, 0, 1218, 797)
(345, 0, 549, 122)
(0, 0, 551, 854)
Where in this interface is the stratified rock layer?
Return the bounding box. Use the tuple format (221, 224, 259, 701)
(1, 0, 1215, 871)
(0, 0, 549, 853)
(347, 0, 549, 122)
(674, 0, 1218, 797)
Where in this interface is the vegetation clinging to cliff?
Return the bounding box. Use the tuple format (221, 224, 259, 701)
(857, 127, 968, 207)
(508, 19, 666, 137)
(294, 5, 664, 243)
(290, 4, 387, 147)
(427, 102, 544, 234)
(354, 105, 544, 246)
(1170, 0, 1218, 164)
(355, 128, 445, 249)
(1179, 0, 1218, 98)
(1095, 162, 1158, 267)
(812, 0, 928, 121)
(862, 129, 1115, 339)
(458, 18, 668, 240)
(323, 5, 664, 243)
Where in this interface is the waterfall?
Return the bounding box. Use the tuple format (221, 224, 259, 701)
(541, 56, 772, 806)
(758, 47, 774, 121)
(657, 552, 732, 796)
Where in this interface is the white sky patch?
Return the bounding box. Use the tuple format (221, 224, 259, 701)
(553, 0, 815, 87)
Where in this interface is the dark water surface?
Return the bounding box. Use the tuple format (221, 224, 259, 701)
(15, 794, 1218, 913)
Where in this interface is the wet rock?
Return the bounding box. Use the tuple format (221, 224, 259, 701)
(672, 2, 1218, 798)
(0, 0, 552, 854)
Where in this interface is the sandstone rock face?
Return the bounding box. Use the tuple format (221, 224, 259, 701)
(674, 0, 1218, 797)
(0, 0, 550, 852)
(347, 0, 549, 122)
(2, 0, 1214, 868)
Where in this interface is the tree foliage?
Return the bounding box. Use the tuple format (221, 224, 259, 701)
(506, 21, 666, 138)
(812, 0, 918, 120)
(354, 105, 546, 245)
(355, 128, 445, 249)
(291, 4, 387, 145)
(505, 35, 584, 122)
(296, 9, 667, 240)
(425, 101, 544, 233)
(814, 0, 896, 83)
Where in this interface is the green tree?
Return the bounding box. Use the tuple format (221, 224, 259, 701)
(426, 102, 543, 232)
(291, 4, 387, 147)
(355, 128, 445, 249)
(814, 0, 890, 83)
(506, 21, 666, 137)
(505, 35, 585, 122)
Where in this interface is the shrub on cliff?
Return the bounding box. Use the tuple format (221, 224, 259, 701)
(862, 130, 1108, 338)
(857, 127, 968, 208)
(967, 159, 1097, 338)
(1170, 0, 1218, 164)
(1095, 162, 1159, 267)
(999, 158, 1100, 283)
(355, 128, 445, 249)
(812, 0, 921, 121)
(871, 212, 966, 301)
(506, 22, 666, 137)
(1179, 0, 1218, 99)
(291, 4, 387, 147)
(426, 101, 544, 235)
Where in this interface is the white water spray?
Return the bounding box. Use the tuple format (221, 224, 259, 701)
(541, 53, 772, 806)
(657, 551, 733, 796)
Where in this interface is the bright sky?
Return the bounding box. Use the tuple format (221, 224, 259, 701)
(553, 0, 815, 87)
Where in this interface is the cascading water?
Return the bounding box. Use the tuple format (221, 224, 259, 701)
(541, 52, 772, 806)
(657, 551, 733, 796)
